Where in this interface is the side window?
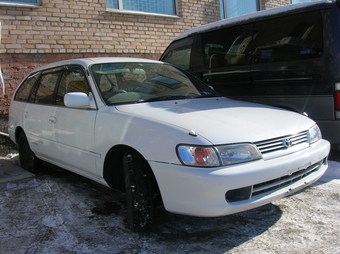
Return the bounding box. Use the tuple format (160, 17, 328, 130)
(14, 73, 39, 102)
(161, 37, 193, 71)
(31, 72, 60, 105)
(252, 11, 323, 64)
(200, 25, 253, 69)
(56, 67, 89, 106)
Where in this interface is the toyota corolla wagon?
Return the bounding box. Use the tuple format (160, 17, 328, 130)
(8, 57, 330, 232)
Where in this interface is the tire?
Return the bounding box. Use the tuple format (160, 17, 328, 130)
(123, 150, 154, 232)
(18, 132, 43, 173)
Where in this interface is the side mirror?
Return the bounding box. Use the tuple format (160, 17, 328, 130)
(64, 92, 96, 109)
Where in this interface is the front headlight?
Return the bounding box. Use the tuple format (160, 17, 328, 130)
(177, 143, 262, 167)
(309, 125, 322, 144)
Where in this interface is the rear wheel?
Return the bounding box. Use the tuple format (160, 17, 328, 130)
(18, 132, 42, 173)
(123, 150, 153, 232)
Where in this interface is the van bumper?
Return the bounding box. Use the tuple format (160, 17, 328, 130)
(317, 120, 340, 148)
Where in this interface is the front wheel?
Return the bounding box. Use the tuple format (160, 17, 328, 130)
(18, 132, 43, 173)
(123, 150, 153, 232)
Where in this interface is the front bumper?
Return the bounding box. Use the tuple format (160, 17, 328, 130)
(150, 139, 330, 217)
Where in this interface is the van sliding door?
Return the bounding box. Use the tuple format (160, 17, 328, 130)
(250, 10, 333, 120)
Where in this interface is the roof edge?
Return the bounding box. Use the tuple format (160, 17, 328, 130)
(174, 0, 335, 41)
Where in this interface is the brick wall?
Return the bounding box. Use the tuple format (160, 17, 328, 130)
(261, 0, 290, 9)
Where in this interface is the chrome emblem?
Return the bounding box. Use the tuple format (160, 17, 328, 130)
(283, 137, 292, 148)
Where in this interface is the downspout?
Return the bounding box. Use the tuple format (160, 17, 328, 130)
(0, 65, 4, 100)
(0, 20, 8, 137)
(0, 20, 10, 138)
(0, 21, 4, 99)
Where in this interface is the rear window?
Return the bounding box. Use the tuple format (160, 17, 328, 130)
(31, 72, 60, 105)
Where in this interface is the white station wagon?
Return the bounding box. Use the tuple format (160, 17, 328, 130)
(8, 57, 330, 232)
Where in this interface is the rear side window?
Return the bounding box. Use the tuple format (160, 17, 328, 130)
(200, 25, 253, 69)
(252, 10, 323, 63)
(14, 73, 39, 102)
(161, 37, 193, 71)
(31, 72, 60, 105)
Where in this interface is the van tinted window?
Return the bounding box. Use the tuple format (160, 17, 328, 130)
(200, 25, 253, 69)
(161, 37, 193, 71)
(252, 11, 323, 64)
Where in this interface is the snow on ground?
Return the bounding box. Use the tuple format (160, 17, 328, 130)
(0, 156, 339, 254)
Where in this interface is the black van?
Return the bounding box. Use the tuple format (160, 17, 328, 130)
(160, 0, 340, 149)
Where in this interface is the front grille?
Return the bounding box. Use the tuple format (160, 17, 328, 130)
(254, 131, 308, 154)
(225, 159, 324, 202)
(252, 160, 322, 197)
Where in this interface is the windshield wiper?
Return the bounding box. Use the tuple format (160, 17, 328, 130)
(136, 95, 193, 103)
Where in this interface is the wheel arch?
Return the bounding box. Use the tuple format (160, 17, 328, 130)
(14, 126, 25, 145)
(103, 145, 160, 194)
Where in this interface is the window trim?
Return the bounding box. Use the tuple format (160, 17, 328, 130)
(106, 0, 179, 18)
(0, 0, 40, 8)
(220, 0, 260, 19)
(291, 0, 311, 3)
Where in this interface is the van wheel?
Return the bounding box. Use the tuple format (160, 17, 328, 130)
(122, 150, 153, 232)
(18, 132, 42, 173)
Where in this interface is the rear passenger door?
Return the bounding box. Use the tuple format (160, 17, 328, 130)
(52, 66, 98, 178)
(23, 69, 61, 160)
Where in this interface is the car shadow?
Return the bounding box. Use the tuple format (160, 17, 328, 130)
(150, 203, 281, 252)
(37, 161, 283, 253)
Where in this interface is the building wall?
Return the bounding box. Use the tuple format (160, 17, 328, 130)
(0, 0, 290, 114)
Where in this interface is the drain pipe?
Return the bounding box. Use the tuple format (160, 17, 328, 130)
(0, 65, 4, 99)
(0, 21, 8, 138)
(0, 21, 4, 99)
(0, 131, 9, 137)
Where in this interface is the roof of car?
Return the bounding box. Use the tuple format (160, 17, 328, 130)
(31, 57, 162, 73)
(174, 0, 336, 41)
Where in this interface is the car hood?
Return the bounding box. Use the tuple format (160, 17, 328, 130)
(115, 97, 314, 144)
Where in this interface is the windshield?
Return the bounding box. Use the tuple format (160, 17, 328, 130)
(91, 62, 220, 105)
